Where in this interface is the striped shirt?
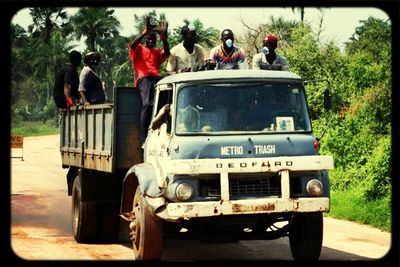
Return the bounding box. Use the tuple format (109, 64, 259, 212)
(209, 44, 247, 70)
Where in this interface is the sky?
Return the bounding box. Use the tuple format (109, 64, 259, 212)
(11, 7, 390, 51)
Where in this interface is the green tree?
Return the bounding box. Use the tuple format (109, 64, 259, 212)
(97, 35, 133, 95)
(291, 7, 327, 25)
(345, 16, 391, 63)
(292, 7, 305, 23)
(49, 30, 78, 76)
(71, 7, 121, 51)
(168, 18, 219, 51)
(27, 8, 71, 103)
(10, 24, 31, 81)
(132, 10, 166, 39)
(11, 8, 77, 123)
(11, 23, 29, 47)
(28, 7, 68, 44)
(277, 21, 362, 120)
(314, 16, 392, 213)
(238, 15, 300, 63)
(343, 17, 391, 130)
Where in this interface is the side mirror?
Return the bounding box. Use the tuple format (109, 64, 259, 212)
(323, 88, 332, 110)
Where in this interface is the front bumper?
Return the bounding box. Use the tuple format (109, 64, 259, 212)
(153, 155, 333, 221)
(156, 197, 329, 221)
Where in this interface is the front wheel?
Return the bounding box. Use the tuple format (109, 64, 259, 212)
(289, 212, 323, 261)
(130, 188, 163, 260)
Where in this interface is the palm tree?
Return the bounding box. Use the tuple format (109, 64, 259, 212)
(97, 35, 132, 96)
(168, 18, 219, 49)
(11, 23, 29, 47)
(133, 10, 166, 38)
(291, 7, 327, 24)
(50, 30, 78, 76)
(28, 7, 68, 44)
(11, 24, 31, 79)
(27, 8, 71, 103)
(71, 7, 121, 51)
(292, 7, 305, 23)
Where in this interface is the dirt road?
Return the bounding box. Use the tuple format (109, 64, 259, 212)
(10, 135, 392, 261)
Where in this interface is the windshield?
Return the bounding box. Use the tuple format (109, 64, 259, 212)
(175, 82, 311, 134)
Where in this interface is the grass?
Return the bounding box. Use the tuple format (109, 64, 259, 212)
(11, 120, 60, 137)
(328, 189, 391, 232)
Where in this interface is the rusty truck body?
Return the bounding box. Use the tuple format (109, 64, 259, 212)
(60, 70, 334, 260)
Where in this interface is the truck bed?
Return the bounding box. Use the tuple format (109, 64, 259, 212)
(60, 87, 142, 173)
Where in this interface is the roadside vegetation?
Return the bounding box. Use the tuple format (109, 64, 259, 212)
(330, 190, 391, 231)
(11, 120, 59, 136)
(10, 8, 392, 231)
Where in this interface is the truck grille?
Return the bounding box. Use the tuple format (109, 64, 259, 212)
(230, 177, 281, 196)
(200, 174, 281, 199)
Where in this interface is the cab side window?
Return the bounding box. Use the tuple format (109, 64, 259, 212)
(153, 89, 173, 133)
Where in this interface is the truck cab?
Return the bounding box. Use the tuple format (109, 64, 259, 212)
(122, 70, 334, 260)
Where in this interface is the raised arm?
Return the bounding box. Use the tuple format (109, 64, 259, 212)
(129, 24, 150, 50)
(156, 20, 170, 57)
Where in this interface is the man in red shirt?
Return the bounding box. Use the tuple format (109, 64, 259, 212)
(128, 20, 170, 146)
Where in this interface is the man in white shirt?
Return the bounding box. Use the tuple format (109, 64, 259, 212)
(252, 34, 289, 71)
(166, 24, 205, 74)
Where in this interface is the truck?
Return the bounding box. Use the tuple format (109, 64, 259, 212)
(60, 69, 334, 260)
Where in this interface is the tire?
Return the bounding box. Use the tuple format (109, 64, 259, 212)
(131, 188, 163, 260)
(289, 212, 323, 261)
(98, 203, 120, 241)
(71, 176, 98, 243)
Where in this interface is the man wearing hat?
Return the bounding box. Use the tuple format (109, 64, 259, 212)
(78, 51, 105, 105)
(166, 24, 205, 74)
(252, 34, 289, 71)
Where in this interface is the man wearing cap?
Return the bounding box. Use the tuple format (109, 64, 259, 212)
(166, 24, 205, 74)
(252, 34, 289, 71)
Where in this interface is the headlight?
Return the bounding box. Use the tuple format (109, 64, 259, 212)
(306, 179, 323, 197)
(175, 183, 193, 201)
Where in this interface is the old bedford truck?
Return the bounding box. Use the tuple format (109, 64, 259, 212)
(60, 69, 334, 260)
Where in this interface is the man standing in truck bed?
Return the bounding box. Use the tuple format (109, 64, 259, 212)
(128, 18, 170, 147)
(252, 34, 289, 71)
(166, 24, 205, 74)
(53, 50, 82, 110)
(78, 51, 105, 105)
(209, 29, 247, 70)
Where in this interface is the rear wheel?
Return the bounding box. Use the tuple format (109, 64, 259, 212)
(131, 187, 163, 260)
(71, 176, 97, 243)
(289, 212, 323, 260)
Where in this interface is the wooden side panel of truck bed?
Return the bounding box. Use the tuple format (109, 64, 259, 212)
(60, 87, 142, 172)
